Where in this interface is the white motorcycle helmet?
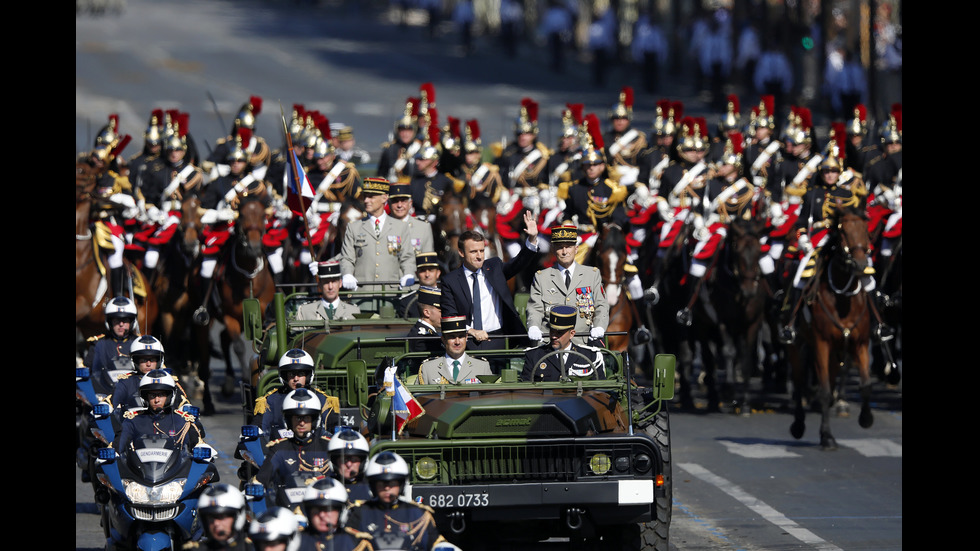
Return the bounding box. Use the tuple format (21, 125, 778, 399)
(129, 335, 165, 373)
(277, 349, 315, 387)
(104, 296, 138, 334)
(364, 451, 410, 497)
(281, 388, 322, 439)
(198, 483, 247, 533)
(138, 369, 177, 409)
(248, 507, 300, 551)
(301, 477, 348, 519)
(328, 428, 370, 474)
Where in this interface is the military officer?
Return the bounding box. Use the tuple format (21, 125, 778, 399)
(377, 96, 422, 184)
(206, 95, 271, 181)
(408, 128, 458, 218)
(521, 306, 606, 382)
(295, 261, 361, 322)
(603, 86, 650, 190)
(526, 224, 609, 346)
(497, 97, 550, 191)
(339, 177, 417, 292)
(416, 316, 492, 385)
(388, 182, 434, 255)
(407, 286, 443, 356)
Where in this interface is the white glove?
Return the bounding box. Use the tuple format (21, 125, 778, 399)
(694, 225, 710, 242)
(627, 274, 644, 299)
(527, 326, 543, 341)
(400, 274, 415, 288)
(110, 193, 136, 209)
(797, 232, 813, 254)
(216, 207, 236, 222)
(342, 274, 358, 290)
(146, 206, 162, 223)
(590, 327, 605, 339)
(308, 261, 318, 277)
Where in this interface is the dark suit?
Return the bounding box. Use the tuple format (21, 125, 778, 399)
(521, 342, 605, 382)
(441, 240, 540, 349)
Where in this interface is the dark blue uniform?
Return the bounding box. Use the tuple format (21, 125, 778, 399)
(84, 333, 137, 395)
(344, 498, 445, 551)
(297, 526, 373, 551)
(255, 432, 334, 497)
(252, 388, 338, 441)
(521, 342, 605, 382)
(115, 407, 202, 452)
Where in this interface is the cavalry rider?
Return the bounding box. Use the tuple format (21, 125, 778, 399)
(254, 388, 334, 503)
(300, 477, 374, 551)
(115, 369, 203, 453)
(628, 100, 682, 261)
(763, 107, 820, 297)
(252, 348, 340, 441)
(521, 305, 606, 382)
(82, 114, 138, 298)
(603, 86, 650, 193)
(546, 104, 586, 189)
(197, 127, 271, 312)
(707, 94, 742, 165)
(675, 132, 757, 326)
(526, 224, 609, 346)
(342, 451, 449, 551)
(303, 118, 364, 268)
(408, 122, 457, 218)
(334, 124, 372, 168)
(186, 483, 252, 550)
(83, 296, 140, 396)
(864, 104, 902, 280)
(743, 95, 780, 190)
(458, 119, 504, 205)
(127, 108, 164, 195)
(498, 97, 551, 192)
(139, 113, 205, 277)
(377, 96, 422, 184)
(777, 127, 872, 344)
(326, 428, 373, 506)
(656, 116, 711, 260)
(207, 95, 272, 183)
(844, 103, 877, 173)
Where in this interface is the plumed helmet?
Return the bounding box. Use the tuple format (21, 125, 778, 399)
(282, 388, 322, 435)
(94, 114, 120, 149)
(562, 103, 584, 139)
(515, 97, 539, 135)
(580, 113, 606, 165)
(847, 104, 868, 137)
(138, 369, 177, 408)
(289, 104, 307, 143)
(328, 427, 370, 462)
(880, 103, 902, 145)
(233, 95, 263, 132)
(442, 117, 462, 154)
(610, 86, 634, 120)
(396, 96, 420, 131)
(163, 112, 190, 152)
(720, 131, 745, 169)
(463, 119, 482, 154)
(199, 483, 247, 532)
(785, 107, 813, 146)
(248, 507, 300, 551)
(718, 94, 741, 133)
(677, 117, 709, 153)
(753, 95, 776, 130)
(104, 296, 137, 332)
(277, 349, 315, 387)
(414, 122, 441, 161)
(820, 122, 847, 172)
(144, 109, 165, 146)
(130, 335, 165, 372)
(365, 451, 410, 490)
(226, 127, 252, 163)
(302, 477, 348, 513)
(312, 117, 335, 159)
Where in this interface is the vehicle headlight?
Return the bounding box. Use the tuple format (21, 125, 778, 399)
(614, 455, 631, 473)
(415, 457, 438, 480)
(589, 453, 611, 475)
(633, 454, 652, 474)
(123, 478, 187, 504)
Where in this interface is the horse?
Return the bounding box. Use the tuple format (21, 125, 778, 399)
(76, 161, 158, 351)
(586, 222, 646, 355)
(788, 206, 875, 450)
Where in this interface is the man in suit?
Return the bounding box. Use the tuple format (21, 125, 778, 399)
(522, 306, 606, 382)
(339, 177, 416, 293)
(440, 209, 541, 352)
(295, 261, 361, 321)
(407, 286, 443, 356)
(526, 224, 609, 346)
(416, 316, 493, 384)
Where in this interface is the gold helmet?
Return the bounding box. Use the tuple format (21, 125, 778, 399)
(163, 112, 190, 152)
(846, 104, 868, 137)
(610, 86, 634, 121)
(562, 103, 584, 139)
(580, 113, 606, 165)
(515, 97, 539, 135)
(820, 122, 846, 172)
(227, 127, 252, 163)
(463, 119, 482, 154)
(719, 94, 741, 133)
(653, 100, 683, 137)
(312, 117, 335, 159)
(289, 104, 307, 143)
(396, 96, 420, 131)
(144, 109, 165, 146)
(753, 95, 776, 130)
(414, 122, 441, 161)
(442, 117, 462, 154)
(94, 114, 120, 149)
(677, 117, 709, 153)
(784, 107, 813, 146)
(720, 131, 745, 169)
(233, 95, 263, 132)
(880, 103, 902, 145)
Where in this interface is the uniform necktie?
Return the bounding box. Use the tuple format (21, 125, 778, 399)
(374, 218, 381, 237)
(471, 273, 483, 330)
(452, 360, 460, 382)
(564, 269, 571, 290)
(327, 303, 335, 320)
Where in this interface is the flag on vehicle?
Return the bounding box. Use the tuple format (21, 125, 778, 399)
(385, 365, 424, 435)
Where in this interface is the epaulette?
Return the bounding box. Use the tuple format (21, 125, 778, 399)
(253, 389, 278, 415)
(181, 541, 202, 549)
(623, 264, 638, 274)
(215, 136, 230, 146)
(266, 437, 288, 448)
(117, 372, 135, 380)
(316, 391, 341, 414)
(447, 173, 466, 194)
(88, 334, 107, 343)
(414, 215, 428, 223)
(342, 525, 374, 540)
(557, 180, 571, 200)
(535, 142, 551, 156)
(176, 409, 197, 422)
(123, 409, 140, 420)
(607, 179, 628, 203)
(380, 140, 393, 149)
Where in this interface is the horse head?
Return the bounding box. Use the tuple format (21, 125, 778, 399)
(727, 218, 764, 300)
(179, 195, 204, 259)
(830, 206, 871, 278)
(595, 223, 628, 307)
(236, 196, 268, 259)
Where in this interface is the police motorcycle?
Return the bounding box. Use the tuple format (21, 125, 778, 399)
(77, 361, 122, 483)
(92, 371, 218, 551)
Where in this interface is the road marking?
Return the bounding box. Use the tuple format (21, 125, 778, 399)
(837, 438, 902, 457)
(719, 440, 801, 458)
(679, 463, 844, 551)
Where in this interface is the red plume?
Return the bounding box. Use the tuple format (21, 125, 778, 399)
(671, 101, 684, 121)
(761, 95, 775, 116)
(150, 109, 164, 124)
(448, 117, 461, 139)
(831, 122, 846, 159)
(891, 103, 902, 132)
(585, 113, 603, 149)
(727, 94, 740, 113)
(249, 95, 263, 116)
(428, 107, 439, 126)
(178, 113, 190, 137)
(566, 103, 584, 124)
(237, 127, 253, 146)
(797, 107, 812, 131)
(466, 119, 481, 141)
(427, 122, 440, 144)
(729, 132, 744, 155)
(854, 103, 867, 122)
(420, 82, 436, 106)
(108, 114, 119, 129)
(316, 116, 331, 141)
(111, 135, 131, 158)
(621, 86, 634, 108)
(527, 100, 538, 123)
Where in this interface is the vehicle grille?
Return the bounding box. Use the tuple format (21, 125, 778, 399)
(128, 504, 179, 521)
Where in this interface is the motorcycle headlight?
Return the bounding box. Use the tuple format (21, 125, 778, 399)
(123, 478, 187, 505)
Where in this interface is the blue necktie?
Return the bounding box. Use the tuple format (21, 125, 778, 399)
(471, 273, 483, 330)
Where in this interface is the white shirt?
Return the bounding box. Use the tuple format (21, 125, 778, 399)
(559, 263, 576, 288)
(444, 353, 470, 382)
(463, 266, 502, 333)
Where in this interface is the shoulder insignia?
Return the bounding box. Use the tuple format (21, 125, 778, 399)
(253, 394, 270, 415)
(176, 409, 196, 422)
(623, 264, 638, 274)
(557, 180, 571, 200)
(88, 334, 106, 343)
(117, 372, 134, 380)
(318, 393, 341, 414)
(123, 409, 139, 420)
(266, 437, 287, 448)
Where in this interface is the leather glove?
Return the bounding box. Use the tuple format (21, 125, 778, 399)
(527, 326, 543, 341)
(400, 274, 415, 288)
(590, 327, 605, 339)
(342, 274, 358, 291)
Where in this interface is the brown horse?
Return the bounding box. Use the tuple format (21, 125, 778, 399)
(76, 161, 158, 349)
(788, 207, 874, 450)
(196, 196, 276, 413)
(587, 223, 648, 355)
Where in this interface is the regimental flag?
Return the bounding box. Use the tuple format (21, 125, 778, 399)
(288, 150, 315, 199)
(385, 365, 424, 435)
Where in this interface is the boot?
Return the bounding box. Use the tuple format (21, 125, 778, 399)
(110, 266, 128, 298)
(676, 276, 700, 327)
(778, 286, 802, 344)
(193, 276, 212, 326)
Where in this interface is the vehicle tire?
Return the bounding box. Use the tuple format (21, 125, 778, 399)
(641, 408, 671, 551)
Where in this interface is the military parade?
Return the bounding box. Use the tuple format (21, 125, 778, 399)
(77, 1, 901, 549)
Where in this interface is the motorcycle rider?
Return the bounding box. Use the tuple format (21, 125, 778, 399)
(248, 507, 301, 551)
(184, 483, 253, 550)
(299, 477, 375, 551)
(342, 451, 448, 551)
(328, 428, 372, 506)
(255, 389, 333, 502)
(115, 369, 203, 453)
(251, 349, 340, 440)
(83, 296, 140, 396)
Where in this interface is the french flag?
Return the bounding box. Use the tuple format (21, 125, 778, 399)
(385, 365, 425, 435)
(287, 150, 315, 199)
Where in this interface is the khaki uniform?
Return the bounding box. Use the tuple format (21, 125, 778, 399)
(295, 299, 361, 321)
(526, 264, 609, 345)
(398, 214, 435, 255)
(339, 215, 416, 289)
(417, 354, 492, 385)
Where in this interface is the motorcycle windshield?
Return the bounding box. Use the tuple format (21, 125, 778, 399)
(126, 436, 191, 484)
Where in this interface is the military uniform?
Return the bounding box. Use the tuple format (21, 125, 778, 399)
(182, 534, 253, 550)
(295, 298, 361, 322)
(83, 333, 137, 396)
(603, 87, 650, 189)
(116, 407, 202, 453)
(298, 527, 373, 551)
(343, 497, 445, 551)
(497, 98, 550, 191)
(417, 353, 492, 385)
(521, 305, 606, 382)
(252, 387, 340, 441)
(255, 431, 334, 495)
(339, 215, 415, 290)
(408, 169, 454, 217)
(389, 183, 435, 255)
